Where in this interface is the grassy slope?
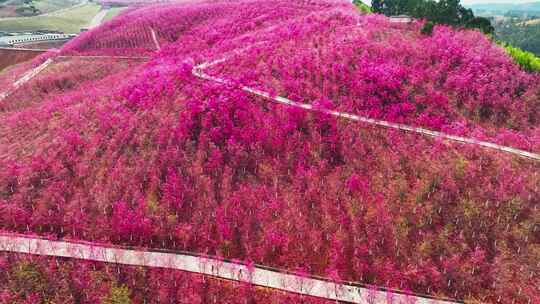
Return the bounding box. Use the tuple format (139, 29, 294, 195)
(0, 0, 80, 18)
(0, 3, 99, 33)
(33, 0, 80, 14)
(103, 6, 126, 22)
(353, 0, 371, 13)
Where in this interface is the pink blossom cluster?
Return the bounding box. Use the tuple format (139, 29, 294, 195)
(0, 60, 38, 92)
(205, 13, 539, 149)
(0, 57, 143, 112)
(0, 0, 539, 303)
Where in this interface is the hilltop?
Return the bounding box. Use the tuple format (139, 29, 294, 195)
(0, 1, 538, 303)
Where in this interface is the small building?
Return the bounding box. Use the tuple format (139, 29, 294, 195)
(389, 15, 413, 23)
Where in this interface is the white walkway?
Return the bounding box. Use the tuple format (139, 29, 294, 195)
(192, 54, 540, 162)
(0, 55, 150, 103)
(0, 58, 53, 102)
(0, 234, 459, 304)
(151, 28, 160, 50)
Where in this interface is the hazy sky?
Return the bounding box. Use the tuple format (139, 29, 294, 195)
(460, 0, 535, 3)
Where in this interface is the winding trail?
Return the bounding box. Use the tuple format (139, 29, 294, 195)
(0, 55, 150, 103)
(0, 53, 462, 304)
(151, 28, 160, 50)
(0, 58, 53, 102)
(0, 38, 531, 302)
(192, 55, 540, 162)
(0, 234, 459, 304)
(13, 58, 53, 87)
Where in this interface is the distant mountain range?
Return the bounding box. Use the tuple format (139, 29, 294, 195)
(466, 2, 540, 13)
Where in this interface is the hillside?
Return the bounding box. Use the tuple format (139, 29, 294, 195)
(467, 2, 540, 13)
(494, 18, 540, 57)
(0, 1, 539, 303)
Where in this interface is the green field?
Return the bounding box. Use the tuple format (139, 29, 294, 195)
(0, 0, 80, 18)
(34, 0, 80, 14)
(0, 3, 100, 33)
(103, 6, 126, 22)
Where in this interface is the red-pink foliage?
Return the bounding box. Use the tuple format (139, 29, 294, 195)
(0, 253, 333, 303)
(0, 0, 539, 303)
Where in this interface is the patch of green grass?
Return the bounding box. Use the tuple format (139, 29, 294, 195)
(0, 3, 100, 33)
(33, 0, 80, 14)
(103, 6, 126, 22)
(500, 41, 540, 73)
(353, 0, 371, 13)
(0, 0, 80, 17)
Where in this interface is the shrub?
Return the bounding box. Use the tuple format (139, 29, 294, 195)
(9, 261, 49, 298)
(421, 21, 434, 35)
(0, 255, 336, 303)
(501, 42, 540, 72)
(104, 285, 132, 304)
(373, 0, 494, 34)
(0, 1, 538, 303)
(465, 16, 494, 35)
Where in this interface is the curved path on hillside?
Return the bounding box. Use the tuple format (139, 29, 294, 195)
(0, 55, 149, 102)
(151, 28, 160, 50)
(0, 44, 532, 302)
(192, 54, 540, 162)
(0, 57, 52, 102)
(0, 234, 459, 304)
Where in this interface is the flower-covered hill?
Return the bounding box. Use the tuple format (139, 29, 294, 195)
(56, 0, 540, 151)
(204, 14, 540, 150)
(0, 0, 538, 303)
